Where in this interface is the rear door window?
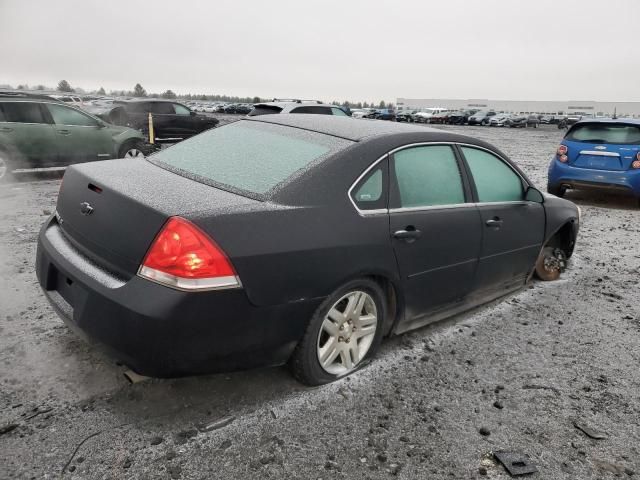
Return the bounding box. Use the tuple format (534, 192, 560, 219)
(150, 120, 352, 196)
(0, 102, 47, 123)
(461, 147, 524, 203)
(392, 145, 466, 208)
(566, 123, 640, 144)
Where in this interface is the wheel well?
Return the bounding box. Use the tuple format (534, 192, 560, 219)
(367, 274, 401, 337)
(546, 221, 577, 258)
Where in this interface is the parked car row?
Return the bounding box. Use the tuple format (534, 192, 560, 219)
(188, 102, 254, 114)
(394, 109, 603, 128)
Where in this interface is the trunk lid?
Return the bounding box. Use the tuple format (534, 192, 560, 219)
(56, 159, 259, 278)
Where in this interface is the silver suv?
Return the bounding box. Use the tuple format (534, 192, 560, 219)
(248, 99, 349, 117)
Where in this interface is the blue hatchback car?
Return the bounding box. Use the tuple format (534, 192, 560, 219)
(547, 118, 640, 203)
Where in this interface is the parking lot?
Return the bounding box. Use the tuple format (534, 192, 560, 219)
(1, 121, 639, 479)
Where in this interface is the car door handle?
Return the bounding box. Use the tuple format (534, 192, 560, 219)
(57, 129, 71, 135)
(0, 127, 13, 133)
(485, 218, 503, 228)
(393, 227, 422, 241)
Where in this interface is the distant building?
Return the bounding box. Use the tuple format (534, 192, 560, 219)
(396, 98, 640, 117)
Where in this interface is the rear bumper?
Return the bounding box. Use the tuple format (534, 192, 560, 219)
(548, 159, 640, 196)
(35, 217, 321, 377)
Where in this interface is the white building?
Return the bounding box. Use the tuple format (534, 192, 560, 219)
(396, 98, 640, 117)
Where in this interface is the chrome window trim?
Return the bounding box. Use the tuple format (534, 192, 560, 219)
(579, 150, 620, 157)
(348, 141, 532, 216)
(389, 203, 474, 214)
(389, 201, 530, 215)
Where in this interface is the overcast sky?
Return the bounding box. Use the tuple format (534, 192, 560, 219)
(1, 0, 638, 103)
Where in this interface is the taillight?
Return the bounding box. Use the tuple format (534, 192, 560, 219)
(138, 217, 240, 291)
(557, 144, 568, 163)
(633, 153, 640, 169)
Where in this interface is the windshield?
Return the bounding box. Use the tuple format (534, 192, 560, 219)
(150, 120, 352, 196)
(566, 123, 640, 144)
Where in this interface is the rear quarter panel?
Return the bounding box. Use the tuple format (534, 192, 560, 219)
(190, 204, 398, 308)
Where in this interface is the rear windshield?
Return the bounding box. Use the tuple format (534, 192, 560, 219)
(150, 121, 352, 196)
(566, 123, 640, 144)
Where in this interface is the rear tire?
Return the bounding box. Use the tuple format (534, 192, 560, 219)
(547, 184, 566, 198)
(289, 278, 386, 386)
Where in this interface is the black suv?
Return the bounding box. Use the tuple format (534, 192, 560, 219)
(85, 99, 219, 142)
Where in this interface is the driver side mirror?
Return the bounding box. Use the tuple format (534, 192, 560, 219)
(525, 186, 544, 203)
(190, 110, 197, 116)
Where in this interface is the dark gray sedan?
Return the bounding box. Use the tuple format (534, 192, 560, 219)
(36, 115, 580, 385)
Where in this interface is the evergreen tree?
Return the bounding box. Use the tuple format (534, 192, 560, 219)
(161, 89, 177, 99)
(97, 87, 106, 95)
(133, 83, 147, 97)
(57, 80, 73, 92)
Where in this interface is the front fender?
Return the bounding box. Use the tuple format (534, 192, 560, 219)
(542, 194, 580, 257)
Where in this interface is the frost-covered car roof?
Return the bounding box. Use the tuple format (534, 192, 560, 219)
(248, 113, 441, 141)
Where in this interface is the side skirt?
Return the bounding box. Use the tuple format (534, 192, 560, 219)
(393, 279, 526, 335)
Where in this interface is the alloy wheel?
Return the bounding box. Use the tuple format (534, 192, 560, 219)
(124, 148, 145, 159)
(316, 290, 377, 375)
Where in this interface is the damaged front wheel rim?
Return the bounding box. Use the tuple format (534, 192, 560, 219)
(535, 246, 566, 281)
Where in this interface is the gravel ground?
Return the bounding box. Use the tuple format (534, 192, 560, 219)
(1, 122, 639, 479)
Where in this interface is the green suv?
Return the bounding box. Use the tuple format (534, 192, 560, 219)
(0, 92, 149, 182)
